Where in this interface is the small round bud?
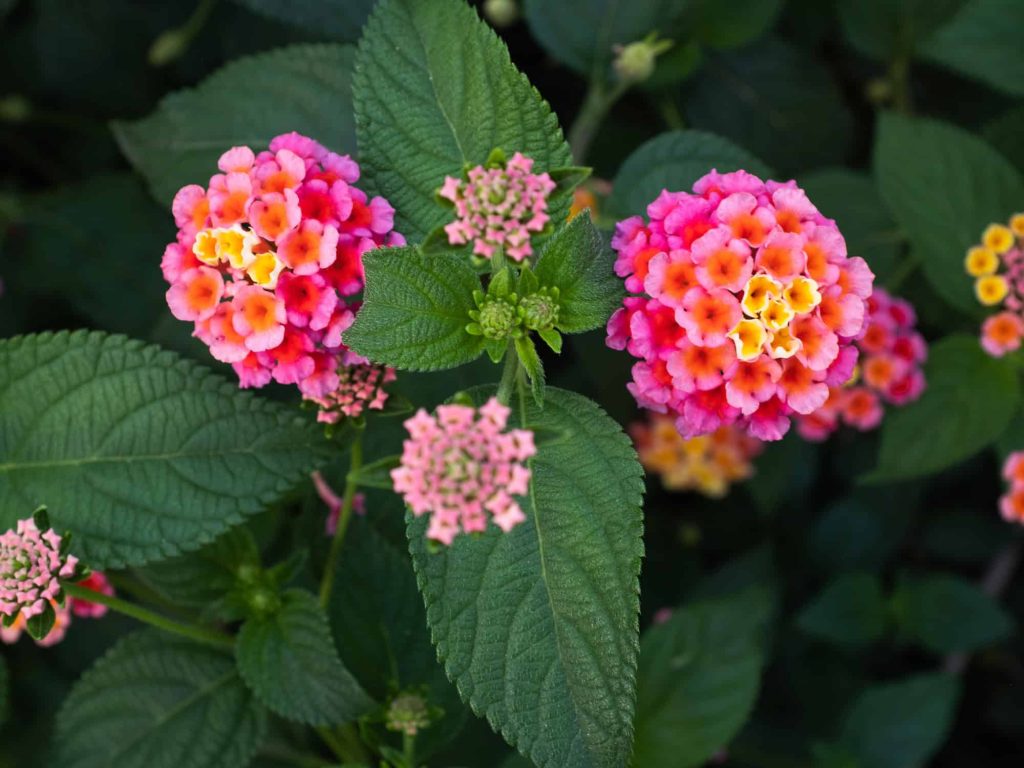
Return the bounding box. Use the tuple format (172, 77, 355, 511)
(386, 693, 431, 737)
(477, 297, 519, 339)
(148, 30, 189, 67)
(612, 34, 673, 85)
(245, 588, 280, 618)
(518, 291, 560, 331)
(483, 0, 519, 28)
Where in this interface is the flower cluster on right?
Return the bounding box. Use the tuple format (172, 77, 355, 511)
(1000, 451, 1024, 525)
(796, 288, 926, 440)
(965, 213, 1024, 356)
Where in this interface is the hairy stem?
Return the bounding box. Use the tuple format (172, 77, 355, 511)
(319, 432, 364, 609)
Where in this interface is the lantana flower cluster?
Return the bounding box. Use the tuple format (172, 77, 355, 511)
(1, 571, 114, 647)
(439, 151, 555, 261)
(608, 170, 874, 440)
(999, 451, 1024, 525)
(964, 214, 1024, 357)
(391, 398, 536, 545)
(631, 415, 761, 498)
(796, 288, 926, 440)
(0, 517, 77, 621)
(162, 132, 403, 418)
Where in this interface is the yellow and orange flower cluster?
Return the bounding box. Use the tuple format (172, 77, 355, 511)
(966, 213, 1024, 356)
(631, 414, 762, 498)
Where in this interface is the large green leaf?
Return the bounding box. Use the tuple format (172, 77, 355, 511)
(230, 0, 375, 39)
(607, 130, 772, 218)
(836, 0, 965, 59)
(874, 113, 1024, 314)
(892, 572, 1014, 654)
(0, 331, 329, 568)
(344, 248, 484, 370)
(984, 105, 1024, 176)
(408, 387, 644, 768)
(236, 589, 372, 726)
(687, 0, 782, 49)
(919, 0, 1024, 96)
(632, 588, 769, 767)
(797, 573, 888, 648)
(839, 674, 960, 768)
(113, 45, 357, 206)
(866, 335, 1018, 482)
(54, 631, 266, 768)
(354, 0, 573, 242)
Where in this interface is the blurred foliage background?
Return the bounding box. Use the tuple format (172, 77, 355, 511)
(1, 0, 1023, 766)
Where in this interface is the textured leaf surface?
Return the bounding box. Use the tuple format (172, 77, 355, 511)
(113, 45, 357, 205)
(867, 335, 1018, 482)
(533, 215, 621, 333)
(632, 588, 769, 768)
(344, 248, 484, 370)
(893, 572, 1014, 654)
(231, 0, 375, 39)
(408, 387, 644, 768)
(608, 130, 772, 218)
(797, 573, 887, 648)
(874, 113, 1024, 313)
(0, 331, 329, 568)
(55, 631, 266, 768)
(236, 589, 372, 726)
(354, 0, 572, 241)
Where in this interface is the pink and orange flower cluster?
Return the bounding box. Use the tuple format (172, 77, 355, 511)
(391, 398, 536, 545)
(162, 132, 403, 416)
(965, 214, 1024, 357)
(607, 170, 874, 440)
(1000, 451, 1024, 525)
(796, 288, 926, 440)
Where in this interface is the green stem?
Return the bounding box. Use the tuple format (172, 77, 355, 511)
(319, 431, 364, 609)
(889, 54, 912, 114)
(316, 724, 371, 764)
(567, 79, 629, 164)
(496, 342, 520, 406)
(62, 582, 233, 649)
(403, 732, 417, 767)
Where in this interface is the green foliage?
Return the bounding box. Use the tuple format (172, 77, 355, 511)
(838, 674, 961, 768)
(230, 0, 375, 39)
(797, 573, 888, 648)
(836, 0, 965, 59)
(114, 45, 357, 205)
(0, 656, 6, 725)
(345, 248, 485, 370)
(892, 572, 1014, 654)
(687, 0, 783, 49)
(354, 0, 573, 242)
(632, 588, 769, 767)
(236, 589, 372, 726)
(985, 105, 1024, 175)
(0, 331, 329, 568)
(867, 335, 1018, 481)
(55, 631, 267, 768)
(408, 387, 644, 768)
(608, 130, 772, 218)
(874, 113, 1024, 314)
(810, 490, 914, 572)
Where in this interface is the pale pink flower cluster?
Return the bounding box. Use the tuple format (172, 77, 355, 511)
(391, 398, 536, 545)
(306, 362, 396, 424)
(0, 518, 77, 620)
(439, 152, 556, 261)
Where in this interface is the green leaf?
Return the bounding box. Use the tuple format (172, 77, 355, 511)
(839, 674, 960, 768)
(408, 387, 644, 768)
(522, 0, 690, 77)
(55, 630, 267, 768)
(810, 489, 915, 572)
(797, 573, 888, 648)
(113, 45, 357, 206)
(836, 0, 965, 60)
(0, 655, 7, 725)
(985, 105, 1024, 176)
(230, 0, 375, 39)
(607, 130, 772, 218)
(236, 589, 373, 726)
(688, 0, 783, 49)
(684, 39, 853, 175)
(632, 588, 768, 768)
(874, 113, 1024, 314)
(532, 215, 620, 333)
(892, 572, 1014, 654)
(0, 331, 329, 568)
(515, 335, 545, 405)
(866, 335, 1018, 482)
(344, 248, 484, 371)
(354, 0, 573, 241)
(799, 169, 902, 283)
(918, 0, 1024, 96)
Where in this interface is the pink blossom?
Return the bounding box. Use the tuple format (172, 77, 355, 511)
(0, 518, 77, 621)
(69, 572, 114, 618)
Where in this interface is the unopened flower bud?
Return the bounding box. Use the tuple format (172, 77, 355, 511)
(613, 34, 673, 85)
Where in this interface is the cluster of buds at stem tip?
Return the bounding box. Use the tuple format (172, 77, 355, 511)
(466, 263, 564, 361)
(613, 32, 674, 86)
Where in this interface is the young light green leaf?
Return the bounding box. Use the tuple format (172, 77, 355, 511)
(344, 248, 484, 370)
(55, 631, 266, 768)
(839, 674, 961, 768)
(874, 113, 1024, 314)
(607, 130, 772, 218)
(797, 573, 888, 648)
(354, 0, 573, 241)
(865, 335, 1018, 482)
(533, 214, 622, 334)
(236, 589, 373, 726)
(113, 45, 357, 205)
(632, 588, 769, 768)
(408, 387, 644, 768)
(892, 572, 1014, 654)
(515, 335, 545, 405)
(230, 0, 375, 40)
(0, 331, 330, 568)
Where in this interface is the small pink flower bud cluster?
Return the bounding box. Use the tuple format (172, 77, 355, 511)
(391, 398, 536, 545)
(306, 362, 396, 424)
(439, 152, 555, 261)
(965, 215, 1024, 357)
(999, 451, 1024, 524)
(796, 288, 927, 440)
(162, 132, 403, 419)
(0, 518, 76, 620)
(607, 170, 874, 441)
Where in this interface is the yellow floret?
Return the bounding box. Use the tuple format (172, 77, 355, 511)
(983, 224, 1015, 254)
(741, 274, 781, 317)
(761, 299, 795, 332)
(1010, 213, 1024, 238)
(964, 246, 999, 277)
(728, 319, 768, 361)
(247, 252, 285, 289)
(976, 274, 1009, 306)
(192, 228, 221, 266)
(783, 276, 822, 314)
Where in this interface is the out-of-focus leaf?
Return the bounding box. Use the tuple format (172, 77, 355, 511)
(230, 0, 375, 39)
(984, 105, 1024, 176)
(836, 0, 965, 60)
(797, 573, 888, 648)
(688, 0, 783, 49)
(810, 490, 915, 572)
